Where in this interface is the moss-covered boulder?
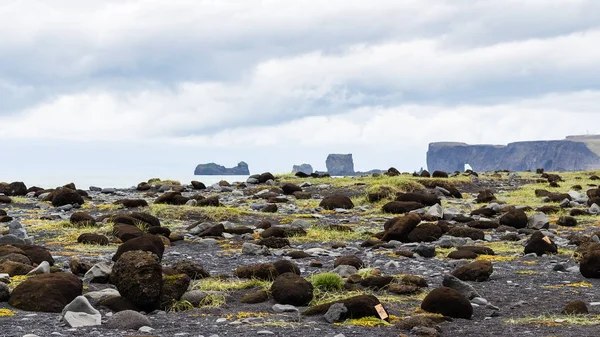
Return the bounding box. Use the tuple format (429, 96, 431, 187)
(110, 250, 163, 311)
(8, 272, 82, 312)
(159, 274, 191, 309)
(112, 234, 165, 262)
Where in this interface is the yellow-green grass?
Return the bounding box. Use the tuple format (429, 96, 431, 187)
(25, 220, 112, 242)
(227, 312, 273, 320)
(193, 278, 272, 292)
(7, 196, 33, 204)
(150, 204, 249, 222)
(336, 316, 392, 327)
(147, 178, 182, 185)
(0, 309, 18, 317)
(309, 272, 344, 292)
(198, 293, 227, 308)
(480, 241, 524, 255)
(7, 275, 29, 291)
(499, 171, 597, 207)
(278, 173, 468, 192)
(247, 321, 305, 328)
(294, 199, 321, 209)
(80, 202, 121, 212)
(505, 314, 600, 326)
(542, 281, 593, 289)
(167, 299, 195, 312)
(310, 289, 428, 307)
(288, 226, 373, 243)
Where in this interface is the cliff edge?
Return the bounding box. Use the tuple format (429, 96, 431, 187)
(427, 137, 600, 172)
(194, 161, 250, 175)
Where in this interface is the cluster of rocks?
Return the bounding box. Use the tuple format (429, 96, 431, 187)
(4, 168, 600, 336)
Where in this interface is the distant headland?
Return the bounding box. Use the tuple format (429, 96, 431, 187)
(194, 161, 250, 175)
(427, 135, 600, 172)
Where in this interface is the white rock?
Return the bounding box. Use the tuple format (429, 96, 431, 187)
(82, 262, 113, 285)
(272, 304, 299, 313)
(27, 261, 51, 275)
(138, 326, 155, 333)
(63, 311, 102, 327)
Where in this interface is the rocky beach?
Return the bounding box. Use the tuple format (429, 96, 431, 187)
(2, 169, 600, 337)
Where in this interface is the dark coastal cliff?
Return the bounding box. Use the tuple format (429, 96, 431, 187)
(194, 161, 250, 175)
(427, 137, 600, 172)
(326, 154, 355, 176)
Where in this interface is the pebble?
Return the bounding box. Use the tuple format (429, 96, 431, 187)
(138, 326, 155, 333)
(272, 304, 299, 313)
(471, 297, 488, 305)
(216, 318, 227, 323)
(257, 331, 275, 335)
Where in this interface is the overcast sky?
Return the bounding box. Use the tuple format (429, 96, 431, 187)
(2, 0, 600, 183)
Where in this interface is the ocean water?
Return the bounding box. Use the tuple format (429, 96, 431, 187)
(0, 174, 250, 190)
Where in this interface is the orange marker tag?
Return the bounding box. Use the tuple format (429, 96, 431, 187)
(543, 236, 551, 244)
(374, 304, 388, 320)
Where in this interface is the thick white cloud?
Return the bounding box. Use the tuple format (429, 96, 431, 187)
(1, 0, 600, 181)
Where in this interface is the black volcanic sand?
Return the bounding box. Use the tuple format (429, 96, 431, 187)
(1, 172, 600, 337)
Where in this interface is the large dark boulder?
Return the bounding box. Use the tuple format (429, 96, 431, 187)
(499, 209, 528, 229)
(113, 224, 144, 242)
(557, 216, 578, 227)
(159, 274, 191, 309)
(154, 192, 188, 205)
(51, 188, 84, 207)
(281, 183, 302, 195)
(13, 244, 54, 266)
(77, 233, 109, 245)
(197, 195, 220, 207)
(420, 286, 472, 319)
(0, 260, 34, 276)
(197, 224, 224, 237)
(580, 247, 600, 278)
(258, 172, 276, 183)
(114, 199, 149, 208)
(234, 263, 278, 281)
(467, 220, 499, 229)
(524, 231, 558, 256)
(382, 201, 424, 214)
(475, 190, 495, 203)
(0, 182, 27, 196)
(273, 260, 300, 275)
(360, 276, 395, 290)
(302, 295, 382, 320)
(70, 212, 96, 227)
(396, 192, 440, 206)
(381, 213, 422, 242)
(407, 223, 443, 242)
(191, 181, 206, 190)
(110, 250, 163, 311)
(334, 255, 364, 269)
(432, 170, 449, 178)
(271, 273, 313, 306)
(112, 234, 165, 262)
(8, 273, 82, 312)
(129, 212, 161, 228)
(452, 260, 493, 282)
(447, 227, 485, 241)
(171, 260, 210, 279)
(97, 296, 139, 312)
(320, 195, 354, 210)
